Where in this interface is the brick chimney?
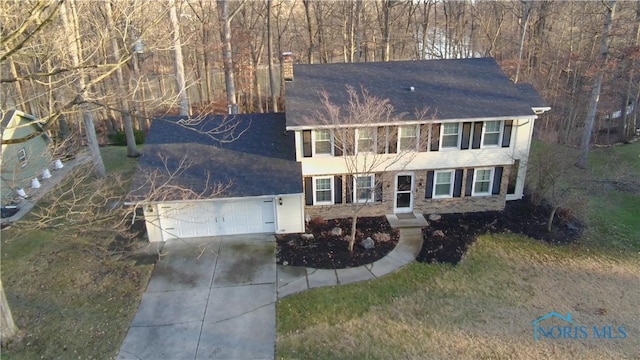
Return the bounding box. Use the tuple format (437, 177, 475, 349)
(282, 52, 294, 82)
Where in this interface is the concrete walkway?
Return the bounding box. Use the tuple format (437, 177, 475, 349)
(118, 234, 277, 360)
(277, 216, 425, 299)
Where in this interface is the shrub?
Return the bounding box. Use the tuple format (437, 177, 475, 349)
(108, 130, 145, 146)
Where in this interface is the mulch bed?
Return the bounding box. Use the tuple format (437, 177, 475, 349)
(276, 216, 399, 269)
(417, 197, 583, 265)
(277, 197, 584, 270)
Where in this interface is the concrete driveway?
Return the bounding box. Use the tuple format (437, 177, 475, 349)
(118, 234, 276, 360)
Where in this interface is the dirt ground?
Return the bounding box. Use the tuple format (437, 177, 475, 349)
(417, 197, 583, 264)
(276, 216, 399, 269)
(277, 198, 583, 269)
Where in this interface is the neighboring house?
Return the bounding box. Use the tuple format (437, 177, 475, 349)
(284, 57, 550, 219)
(130, 114, 305, 242)
(135, 57, 549, 241)
(1, 110, 52, 204)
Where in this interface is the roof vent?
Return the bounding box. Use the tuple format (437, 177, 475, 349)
(409, 86, 415, 92)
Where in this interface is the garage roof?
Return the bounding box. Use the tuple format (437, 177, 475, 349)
(130, 113, 302, 202)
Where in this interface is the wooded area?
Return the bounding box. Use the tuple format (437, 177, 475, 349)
(2, 0, 639, 154)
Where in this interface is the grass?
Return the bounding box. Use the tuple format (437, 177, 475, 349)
(277, 141, 640, 359)
(277, 235, 640, 359)
(1, 145, 152, 359)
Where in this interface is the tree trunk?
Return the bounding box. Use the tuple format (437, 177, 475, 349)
(61, 0, 106, 178)
(576, 0, 616, 169)
(267, 0, 278, 112)
(169, 0, 190, 116)
(0, 279, 20, 347)
(350, 213, 358, 252)
(547, 205, 559, 232)
(303, 0, 314, 64)
(218, 0, 238, 113)
(105, 1, 139, 158)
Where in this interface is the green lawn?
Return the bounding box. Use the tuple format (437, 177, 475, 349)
(1, 145, 153, 359)
(277, 141, 640, 359)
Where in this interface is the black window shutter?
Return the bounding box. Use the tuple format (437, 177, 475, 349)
(425, 171, 434, 199)
(304, 177, 313, 205)
(344, 128, 355, 155)
(333, 129, 343, 156)
(502, 120, 513, 148)
(388, 127, 398, 153)
(430, 123, 441, 151)
(376, 127, 386, 154)
(453, 169, 463, 197)
(334, 176, 343, 204)
(492, 167, 503, 195)
(375, 173, 383, 202)
(420, 124, 429, 151)
(471, 122, 482, 149)
(465, 169, 474, 196)
(302, 130, 312, 157)
(345, 175, 353, 203)
(461, 122, 472, 150)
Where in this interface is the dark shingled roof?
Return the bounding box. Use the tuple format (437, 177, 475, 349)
(130, 113, 302, 202)
(515, 83, 550, 109)
(284, 57, 539, 128)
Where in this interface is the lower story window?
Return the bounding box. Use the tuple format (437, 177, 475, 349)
(473, 168, 493, 195)
(354, 175, 374, 203)
(434, 170, 453, 198)
(313, 176, 333, 205)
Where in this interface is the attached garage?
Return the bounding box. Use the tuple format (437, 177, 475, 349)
(131, 113, 305, 242)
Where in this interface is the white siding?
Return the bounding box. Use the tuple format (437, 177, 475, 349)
(144, 204, 164, 242)
(275, 194, 305, 234)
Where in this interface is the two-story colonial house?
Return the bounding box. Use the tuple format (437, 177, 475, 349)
(283, 57, 549, 220)
(134, 57, 549, 242)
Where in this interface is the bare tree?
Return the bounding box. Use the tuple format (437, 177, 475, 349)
(60, 0, 106, 178)
(169, 0, 190, 116)
(576, 0, 616, 168)
(0, 279, 20, 347)
(309, 87, 427, 251)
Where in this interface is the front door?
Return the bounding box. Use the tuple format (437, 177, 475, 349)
(394, 173, 414, 213)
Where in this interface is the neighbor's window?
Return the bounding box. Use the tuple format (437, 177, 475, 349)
(313, 129, 332, 155)
(356, 128, 375, 153)
(434, 170, 453, 198)
(17, 148, 27, 167)
(399, 125, 417, 151)
(313, 176, 333, 205)
(482, 121, 502, 147)
(354, 175, 375, 203)
(441, 123, 460, 148)
(473, 168, 493, 195)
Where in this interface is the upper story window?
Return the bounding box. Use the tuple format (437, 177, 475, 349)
(17, 148, 27, 167)
(433, 170, 453, 198)
(441, 123, 460, 149)
(354, 174, 375, 203)
(482, 121, 502, 147)
(356, 128, 375, 153)
(399, 125, 417, 151)
(313, 176, 334, 205)
(313, 129, 332, 155)
(472, 168, 493, 196)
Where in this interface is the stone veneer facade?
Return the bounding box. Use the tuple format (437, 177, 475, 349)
(304, 166, 511, 220)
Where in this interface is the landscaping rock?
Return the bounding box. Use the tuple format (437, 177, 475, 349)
(301, 233, 315, 240)
(360, 237, 375, 249)
(331, 227, 343, 236)
(428, 214, 442, 221)
(432, 230, 445, 238)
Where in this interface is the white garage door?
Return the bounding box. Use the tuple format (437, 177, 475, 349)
(157, 198, 275, 240)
